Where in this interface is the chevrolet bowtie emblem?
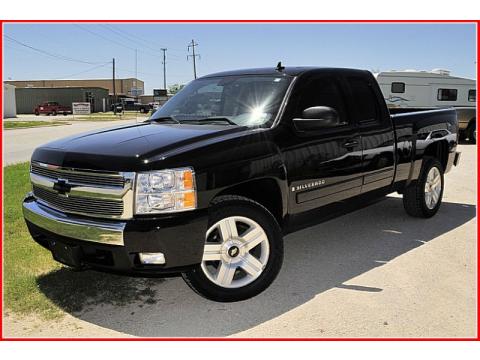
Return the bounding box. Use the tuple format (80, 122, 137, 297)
(53, 179, 72, 196)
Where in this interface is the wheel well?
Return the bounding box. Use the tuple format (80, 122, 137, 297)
(424, 140, 448, 171)
(212, 178, 284, 227)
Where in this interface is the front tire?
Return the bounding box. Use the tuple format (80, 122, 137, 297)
(182, 195, 283, 302)
(403, 157, 444, 218)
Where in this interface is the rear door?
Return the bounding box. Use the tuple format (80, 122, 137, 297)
(282, 74, 363, 214)
(345, 74, 395, 194)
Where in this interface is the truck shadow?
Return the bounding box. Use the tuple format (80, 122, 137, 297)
(36, 197, 475, 337)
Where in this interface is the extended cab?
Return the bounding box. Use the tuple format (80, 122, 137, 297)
(23, 67, 461, 302)
(34, 101, 72, 116)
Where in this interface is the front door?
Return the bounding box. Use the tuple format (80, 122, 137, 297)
(281, 74, 363, 215)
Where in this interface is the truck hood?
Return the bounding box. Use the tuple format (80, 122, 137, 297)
(31, 122, 248, 171)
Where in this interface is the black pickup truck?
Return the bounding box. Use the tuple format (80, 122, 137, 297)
(23, 66, 460, 302)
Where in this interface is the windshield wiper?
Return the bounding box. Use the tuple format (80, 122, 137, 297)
(150, 116, 181, 124)
(180, 117, 238, 126)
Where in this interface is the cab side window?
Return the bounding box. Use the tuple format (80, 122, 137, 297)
(296, 77, 349, 125)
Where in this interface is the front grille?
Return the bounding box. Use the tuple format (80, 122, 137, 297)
(31, 162, 124, 188)
(33, 185, 124, 217)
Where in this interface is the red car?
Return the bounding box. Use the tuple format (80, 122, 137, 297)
(34, 102, 72, 116)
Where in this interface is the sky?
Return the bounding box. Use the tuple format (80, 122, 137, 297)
(2, 23, 477, 94)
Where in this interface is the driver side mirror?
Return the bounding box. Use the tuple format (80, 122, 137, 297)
(293, 106, 340, 132)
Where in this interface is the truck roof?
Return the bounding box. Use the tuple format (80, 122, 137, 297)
(200, 67, 369, 78)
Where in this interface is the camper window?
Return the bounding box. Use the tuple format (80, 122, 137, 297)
(391, 82, 405, 93)
(437, 89, 458, 101)
(468, 90, 476, 102)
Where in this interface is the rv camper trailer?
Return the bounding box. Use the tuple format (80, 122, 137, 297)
(375, 69, 476, 143)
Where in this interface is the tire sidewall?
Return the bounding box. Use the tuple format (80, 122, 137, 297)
(419, 159, 444, 217)
(469, 122, 476, 144)
(184, 199, 283, 302)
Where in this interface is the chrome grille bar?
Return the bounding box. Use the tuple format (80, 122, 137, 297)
(30, 162, 135, 219)
(33, 186, 124, 216)
(31, 162, 125, 188)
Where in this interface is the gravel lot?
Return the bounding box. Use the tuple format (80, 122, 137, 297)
(3, 135, 476, 338)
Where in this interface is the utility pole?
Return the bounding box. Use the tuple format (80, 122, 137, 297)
(134, 49, 138, 101)
(187, 39, 200, 79)
(112, 58, 117, 115)
(161, 48, 167, 90)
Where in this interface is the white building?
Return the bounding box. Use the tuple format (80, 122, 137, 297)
(3, 83, 17, 118)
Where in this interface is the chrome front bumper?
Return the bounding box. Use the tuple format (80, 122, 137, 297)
(23, 197, 126, 246)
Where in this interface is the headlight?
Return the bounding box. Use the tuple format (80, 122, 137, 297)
(135, 167, 196, 214)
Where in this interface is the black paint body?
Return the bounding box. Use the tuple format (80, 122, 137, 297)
(26, 67, 459, 274)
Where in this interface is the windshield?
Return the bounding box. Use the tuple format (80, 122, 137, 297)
(150, 75, 292, 127)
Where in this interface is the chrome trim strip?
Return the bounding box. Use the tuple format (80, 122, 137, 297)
(271, 75, 298, 128)
(23, 199, 125, 246)
(32, 161, 124, 177)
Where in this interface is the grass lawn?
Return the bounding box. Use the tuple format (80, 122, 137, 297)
(3, 162, 161, 319)
(74, 111, 150, 121)
(3, 162, 63, 318)
(3, 121, 68, 129)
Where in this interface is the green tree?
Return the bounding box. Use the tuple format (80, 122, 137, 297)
(168, 83, 185, 95)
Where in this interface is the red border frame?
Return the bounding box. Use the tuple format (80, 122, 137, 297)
(0, 19, 478, 342)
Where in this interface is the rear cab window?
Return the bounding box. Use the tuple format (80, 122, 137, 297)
(346, 76, 381, 125)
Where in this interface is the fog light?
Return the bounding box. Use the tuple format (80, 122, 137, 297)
(139, 252, 166, 265)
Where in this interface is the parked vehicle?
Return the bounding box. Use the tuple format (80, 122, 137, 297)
(34, 101, 72, 116)
(111, 99, 151, 113)
(23, 66, 460, 302)
(376, 69, 476, 143)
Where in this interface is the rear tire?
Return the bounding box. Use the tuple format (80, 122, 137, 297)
(467, 121, 476, 144)
(182, 195, 283, 302)
(403, 157, 444, 218)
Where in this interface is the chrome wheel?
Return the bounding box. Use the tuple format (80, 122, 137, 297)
(424, 166, 442, 209)
(201, 216, 270, 289)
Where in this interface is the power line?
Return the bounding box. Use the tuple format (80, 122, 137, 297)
(76, 25, 174, 61)
(53, 62, 112, 80)
(102, 25, 182, 61)
(3, 34, 103, 65)
(75, 24, 137, 52)
(105, 25, 184, 54)
(102, 25, 161, 54)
